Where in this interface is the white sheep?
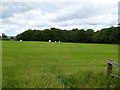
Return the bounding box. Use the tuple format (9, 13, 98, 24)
(49, 40, 51, 42)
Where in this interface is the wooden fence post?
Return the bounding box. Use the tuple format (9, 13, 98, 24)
(107, 59, 113, 76)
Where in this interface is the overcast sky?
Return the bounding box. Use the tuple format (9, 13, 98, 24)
(0, 0, 119, 36)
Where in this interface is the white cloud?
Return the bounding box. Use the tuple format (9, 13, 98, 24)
(0, 0, 119, 36)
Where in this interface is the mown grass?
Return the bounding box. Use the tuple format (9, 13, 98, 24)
(2, 41, 119, 88)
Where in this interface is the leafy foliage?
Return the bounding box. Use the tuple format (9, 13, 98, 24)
(16, 26, 119, 44)
(2, 33, 8, 40)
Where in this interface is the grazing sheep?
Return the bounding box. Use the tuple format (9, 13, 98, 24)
(49, 40, 51, 42)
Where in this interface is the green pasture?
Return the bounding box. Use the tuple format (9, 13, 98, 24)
(2, 41, 119, 88)
(0, 41, 2, 89)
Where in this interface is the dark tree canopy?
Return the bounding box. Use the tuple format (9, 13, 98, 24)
(2, 33, 8, 40)
(16, 26, 119, 44)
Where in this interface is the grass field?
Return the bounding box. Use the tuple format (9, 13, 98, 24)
(2, 41, 119, 88)
(0, 41, 2, 89)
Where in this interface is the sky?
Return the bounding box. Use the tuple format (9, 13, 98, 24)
(0, 0, 119, 36)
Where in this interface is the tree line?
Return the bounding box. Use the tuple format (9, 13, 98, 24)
(2, 26, 119, 44)
(1, 33, 15, 40)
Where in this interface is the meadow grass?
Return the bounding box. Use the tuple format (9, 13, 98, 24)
(2, 41, 119, 88)
(0, 40, 2, 89)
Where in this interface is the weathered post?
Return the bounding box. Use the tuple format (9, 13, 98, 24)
(107, 59, 113, 76)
